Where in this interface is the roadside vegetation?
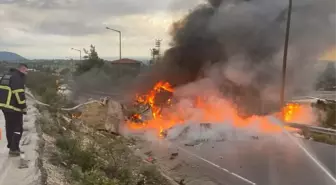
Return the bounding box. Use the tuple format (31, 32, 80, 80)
(309, 100, 336, 145)
(26, 54, 171, 185)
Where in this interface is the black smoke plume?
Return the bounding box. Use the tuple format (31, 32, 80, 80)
(133, 0, 335, 116)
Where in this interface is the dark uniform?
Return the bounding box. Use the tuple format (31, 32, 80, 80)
(0, 68, 27, 152)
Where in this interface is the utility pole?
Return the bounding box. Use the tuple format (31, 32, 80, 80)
(155, 39, 162, 61)
(150, 39, 162, 65)
(280, 0, 293, 120)
(106, 27, 122, 60)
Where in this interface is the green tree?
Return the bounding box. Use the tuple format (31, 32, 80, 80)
(316, 62, 336, 90)
(75, 45, 104, 75)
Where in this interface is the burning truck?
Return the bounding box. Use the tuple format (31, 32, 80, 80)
(126, 80, 302, 137)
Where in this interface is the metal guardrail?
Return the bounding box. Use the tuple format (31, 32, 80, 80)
(285, 122, 336, 136)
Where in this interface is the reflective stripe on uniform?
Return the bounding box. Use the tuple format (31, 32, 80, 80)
(0, 85, 12, 105)
(0, 103, 22, 112)
(0, 85, 24, 112)
(13, 89, 25, 104)
(12, 89, 24, 94)
(14, 93, 26, 104)
(0, 85, 10, 91)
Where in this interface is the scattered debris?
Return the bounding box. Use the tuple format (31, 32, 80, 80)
(216, 138, 226, 142)
(200, 123, 211, 129)
(144, 151, 153, 156)
(176, 179, 185, 185)
(146, 156, 156, 163)
(97, 128, 120, 136)
(160, 130, 168, 138)
(171, 152, 178, 157)
(170, 152, 179, 160)
(251, 136, 259, 140)
(184, 143, 195, 147)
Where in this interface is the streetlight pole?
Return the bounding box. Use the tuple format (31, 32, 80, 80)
(71, 48, 82, 61)
(280, 0, 293, 120)
(106, 27, 122, 60)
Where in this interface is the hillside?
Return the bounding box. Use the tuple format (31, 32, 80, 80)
(0, 51, 27, 61)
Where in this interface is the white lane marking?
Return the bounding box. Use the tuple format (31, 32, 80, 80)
(294, 143, 336, 184)
(177, 146, 257, 185)
(270, 117, 336, 184)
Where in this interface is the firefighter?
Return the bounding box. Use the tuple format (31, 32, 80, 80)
(0, 63, 28, 156)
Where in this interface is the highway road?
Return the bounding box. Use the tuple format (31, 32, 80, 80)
(137, 131, 336, 185)
(178, 137, 335, 185)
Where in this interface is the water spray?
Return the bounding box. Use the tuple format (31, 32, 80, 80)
(25, 91, 104, 111)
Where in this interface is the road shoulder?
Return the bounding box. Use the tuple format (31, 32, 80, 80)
(0, 100, 41, 185)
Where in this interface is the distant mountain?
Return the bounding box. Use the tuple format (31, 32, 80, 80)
(0, 51, 27, 62)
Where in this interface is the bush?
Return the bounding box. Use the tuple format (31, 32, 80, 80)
(36, 114, 61, 136)
(312, 100, 336, 129)
(81, 169, 118, 185)
(140, 165, 168, 185)
(311, 133, 336, 145)
(55, 136, 98, 172)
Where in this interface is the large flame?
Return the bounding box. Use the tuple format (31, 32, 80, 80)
(135, 81, 174, 120)
(283, 103, 302, 122)
(128, 81, 310, 136)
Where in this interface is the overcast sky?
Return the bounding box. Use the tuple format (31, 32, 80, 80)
(0, 0, 203, 59)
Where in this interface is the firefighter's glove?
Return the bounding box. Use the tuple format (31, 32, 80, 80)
(22, 108, 27, 115)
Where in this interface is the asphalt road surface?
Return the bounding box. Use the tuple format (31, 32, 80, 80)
(175, 137, 336, 185)
(141, 133, 336, 185)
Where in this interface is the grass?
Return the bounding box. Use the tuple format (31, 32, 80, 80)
(311, 133, 336, 145)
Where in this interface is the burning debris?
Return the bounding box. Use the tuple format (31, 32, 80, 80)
(126, 79, 314, 141)
(135, 81, 174, 119)
(71, 111, 82, 119)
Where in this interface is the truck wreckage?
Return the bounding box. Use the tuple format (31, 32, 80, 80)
(124, 80, 321, 139)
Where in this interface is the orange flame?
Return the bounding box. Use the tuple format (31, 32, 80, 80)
(128, 81, 310, 136)
(135, 81, 174, 120)
(131, 113, 142, 120)
(71, 112, 82, 119)
(282, 103, 311, 124)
